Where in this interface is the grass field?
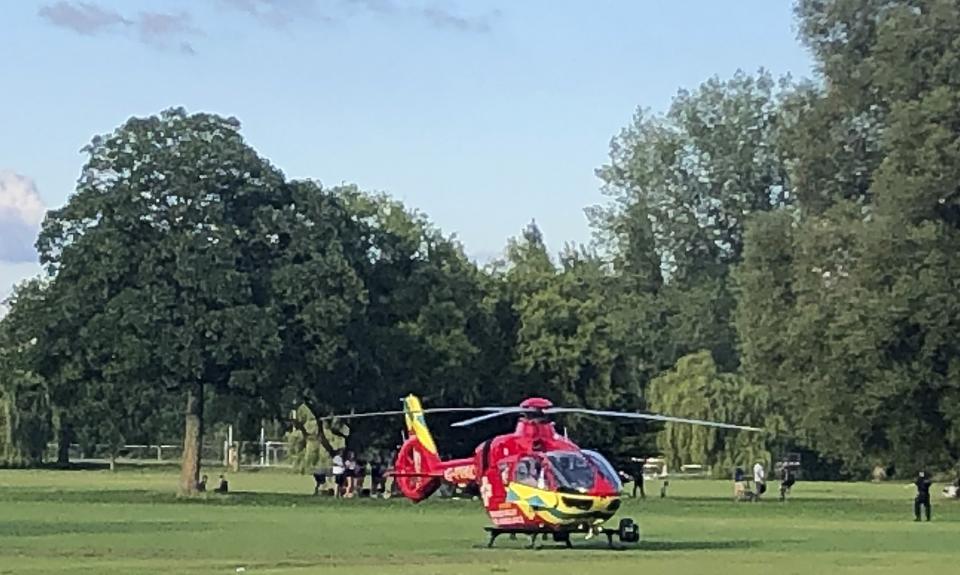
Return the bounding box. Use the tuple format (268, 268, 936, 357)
(1, 468, 958, 574)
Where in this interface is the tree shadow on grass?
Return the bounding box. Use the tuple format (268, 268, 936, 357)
(635, 539, 759, 551)
(0, 520, 213, 538)
(0, 488, 446, 509)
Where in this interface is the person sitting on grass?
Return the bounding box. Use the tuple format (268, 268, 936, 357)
(214, 474, 229, 494)
(312, 470, 327, 496)
(197, 474, 208, 493)
(945, 474, 960, 499)
(370, 458, 385, 497)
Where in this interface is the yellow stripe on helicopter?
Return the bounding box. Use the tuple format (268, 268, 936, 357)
(402, 394, 438, 455)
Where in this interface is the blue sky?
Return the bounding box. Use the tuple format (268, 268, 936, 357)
(0, 0, 813, 304)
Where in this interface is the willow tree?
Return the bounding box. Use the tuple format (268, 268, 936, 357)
(647, 351, 773, 475)
(0, 280, 52, 466)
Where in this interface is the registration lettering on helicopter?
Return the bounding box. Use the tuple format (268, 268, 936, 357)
(442, 465, 477, 484)
(489, 508, 524, 526)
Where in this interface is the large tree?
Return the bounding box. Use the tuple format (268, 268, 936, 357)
(38, 109, 295, 493)
(595, 70, 793, 372)
(281, 188, 499, 457)
(737, 0, 960, 475)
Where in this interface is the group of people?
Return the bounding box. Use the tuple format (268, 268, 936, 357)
(732, 463, 954, 521)
(734, 462, 796, 502)
(196, 473, 229, 493)
(913, 471, 960, 521)
(313, 450, 389, 498)
(617, 460, 669, 499)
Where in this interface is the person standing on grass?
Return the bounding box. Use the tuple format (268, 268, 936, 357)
(631, 458, 646, 499)
(779, 466, 796, 502)
(344, 451, 358, 497)
(753, 462, 767, 500)
(356, 458, 368, 496)
(914, 471, 932, 521)
(332, 450, 345, 498)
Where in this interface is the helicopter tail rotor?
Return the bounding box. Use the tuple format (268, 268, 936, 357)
(392, 395, 444, 502)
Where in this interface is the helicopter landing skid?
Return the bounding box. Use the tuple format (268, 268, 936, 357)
(484, 519, 639, 550)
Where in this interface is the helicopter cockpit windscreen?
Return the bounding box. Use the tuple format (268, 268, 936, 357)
(546, 451, 596, 491)
(582, 449, 623, 492)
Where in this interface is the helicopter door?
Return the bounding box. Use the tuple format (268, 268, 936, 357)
(479, 459, 510, 511)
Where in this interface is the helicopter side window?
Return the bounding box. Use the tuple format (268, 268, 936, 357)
(514, 456, 545, 488)
(498, 462, 510, 486)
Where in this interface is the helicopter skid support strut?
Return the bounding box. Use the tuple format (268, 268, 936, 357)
(484, 527, 572, 549)
(484, 519, 639, 550)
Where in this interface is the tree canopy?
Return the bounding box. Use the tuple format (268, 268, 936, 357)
(3, 0, 960, 482)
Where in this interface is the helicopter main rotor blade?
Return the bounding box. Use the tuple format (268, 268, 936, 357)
(544, 407, 763, 432)
(449, 407, 536, 428)
(316, 407, 515, 422)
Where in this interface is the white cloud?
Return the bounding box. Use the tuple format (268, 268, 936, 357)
(0, 171, 46, 263)
(0, 261, 43, 319)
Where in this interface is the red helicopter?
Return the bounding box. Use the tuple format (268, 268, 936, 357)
(320, 394, 761, 548)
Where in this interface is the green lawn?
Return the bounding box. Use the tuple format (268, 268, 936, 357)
(0, 469, 957, 574)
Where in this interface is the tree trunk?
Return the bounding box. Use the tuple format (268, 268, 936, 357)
(316, 423, 337, 456)
(56, 422, 72, 467)
(178, 384, 204, 496)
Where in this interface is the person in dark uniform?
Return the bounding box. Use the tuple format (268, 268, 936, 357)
(370, 458, 385, 497)
(779, 466, 796, 501)
(617, 460, 646, 499)
(914, 471, 932, 521)
(632, 459, 646, 499)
